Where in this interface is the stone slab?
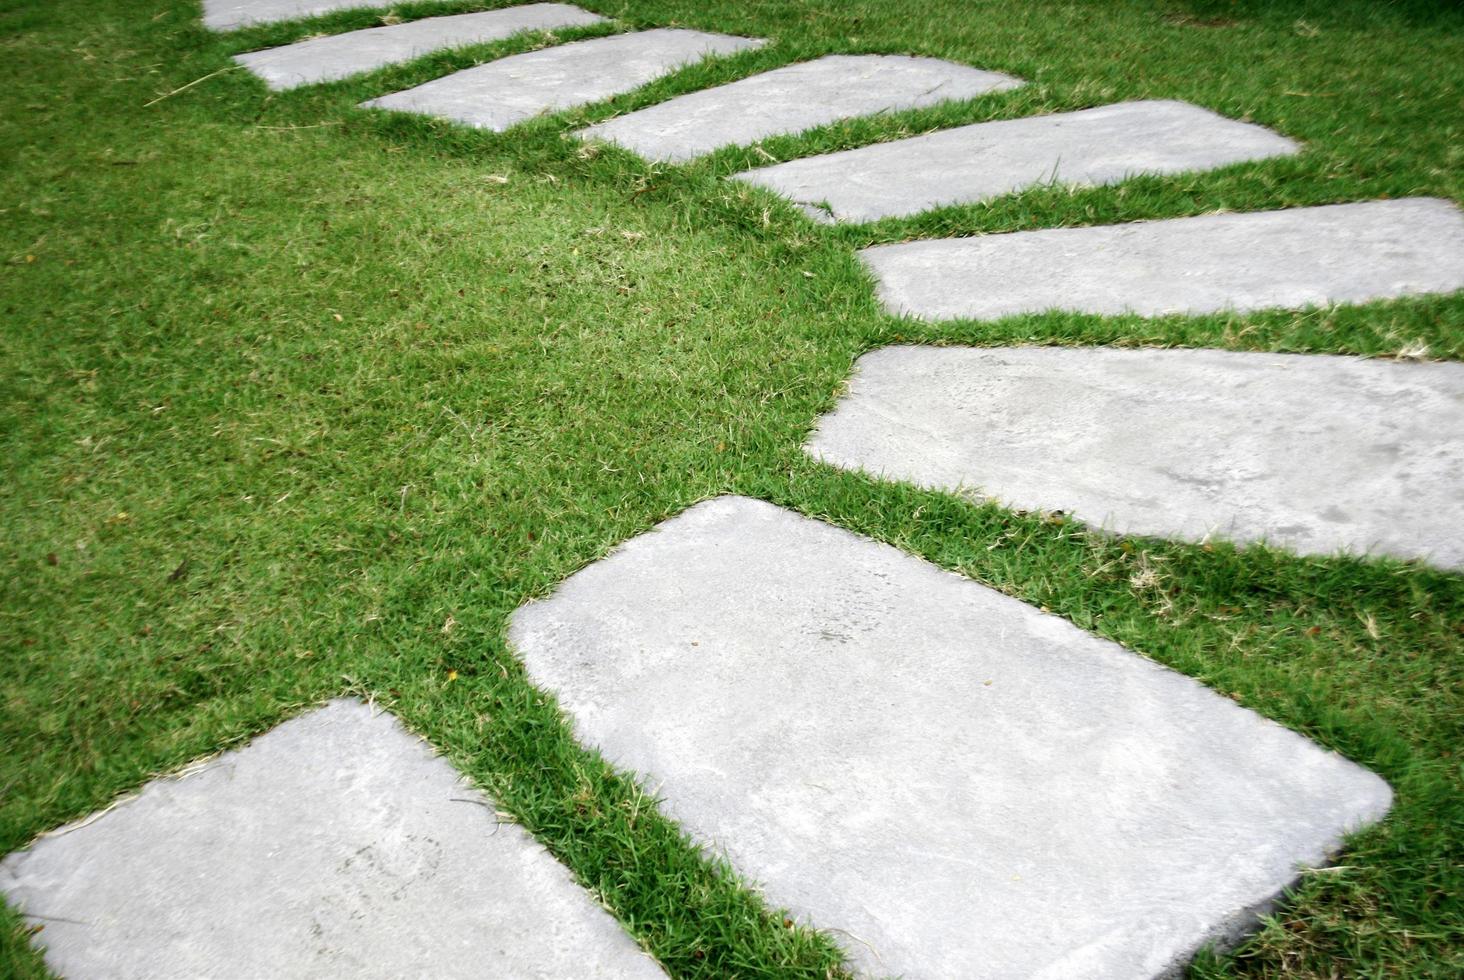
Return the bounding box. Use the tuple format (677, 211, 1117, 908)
(510, 496, 1392, 979)
(733, 99, 1297, 222)
(860, 198, 1464, 320)
(235, 5, 610, 91)
(576, 54, 1024, 163)
(363, 28, 764, 131)
(204, 0, 385, 31)
(807, 346, 1464, 569)
(0, 699, 666, 979)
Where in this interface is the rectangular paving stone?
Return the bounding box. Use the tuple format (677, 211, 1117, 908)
(733, 99, 1297, 222)
(235, 5, 610, 91)
(0, 699, 665, 980)
(860, 197, 1464, 320)
(363, 29, 765, 131)
(510, 496, 1392, 979)
(204, 0, 386, 31)
(576, 54, 1024, 163)
(808, 346, 1464, 569)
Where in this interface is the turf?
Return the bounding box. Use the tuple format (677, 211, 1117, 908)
(1, 0, 1461, 976)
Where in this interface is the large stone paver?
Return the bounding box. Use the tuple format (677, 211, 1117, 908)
(0, 700, 665, 979)
(363, 29, 764, 131)
(807, 346, 1464, 568)
(860, 198, 1464, 320)
(235, 5, 610, 91)
(576, 54, 1024, 163)
(510, 496, 1392, 979)
(203, 0, 384, 31)
(733, 99, 1297, 222)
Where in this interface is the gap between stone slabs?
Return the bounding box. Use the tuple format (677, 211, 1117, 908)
(859, 197, 1464, 321)
(509, 495, 1392, 980)
(234, 5, 611, 91)
(733, 99, 1298, 223)
(806, 345, 1464, 570)
(203, 0, 387, 31)
(576, 54, 1024, 163)
(0, 699, 667, 980)
(362, 28, 765, 131)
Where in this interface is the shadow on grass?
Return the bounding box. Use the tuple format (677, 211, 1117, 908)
(1173, 0, 1464, 28)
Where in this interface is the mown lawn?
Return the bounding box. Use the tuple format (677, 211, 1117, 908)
(1, 0, 1460, 976)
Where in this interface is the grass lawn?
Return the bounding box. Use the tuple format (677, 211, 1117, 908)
(2, 0, 1461, 975)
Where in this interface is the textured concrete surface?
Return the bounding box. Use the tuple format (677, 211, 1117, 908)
(0, 700, 666, 979)
(203, 0, 384, 31)
(363, 29, 764, 131)
(235, 5, 609, 91)
(861, 197, 1464, 320)
(733, 99, 1297, 222)
(510, 496, 1393, 979)
(807, 346, 1464, 568)
(577, 54, 1023, 162)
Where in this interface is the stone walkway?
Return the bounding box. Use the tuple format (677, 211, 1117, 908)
(1, 700, 665, 979)
(733, 99, 1298, 222)
(7, 1, 1459, 977)
(860, 197, 1464, 321)
(576, 55, 1023, 162)
(363, 29, 764, 131)
(509, 496, 1391, 978)
(234, 4, 609, 91)
(203, 0, 386, 31)
(807, 346, 1464, 568)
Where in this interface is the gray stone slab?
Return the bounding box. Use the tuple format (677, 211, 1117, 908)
(510, 496, 1392, 979)
(576, 54, 1024, 163)
(861, 198, 1464, 320)
(807, 346, 1464, 569)
(235, 5, 610, 91)
(363, 29, 764, 131)
(0, 699, 666, 980)
(733, 99, 1298, 222)
(203, 0, 385, 31)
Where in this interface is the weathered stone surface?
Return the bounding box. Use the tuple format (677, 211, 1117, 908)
(235, 5, 609, 91)
(808, 346, 1464, 568)
(733, 99, 1297, 222)
(860, 198, 1464, 320)
(577, 54, 1023, 163)
(203, 0, 384, 31)
(0, 700, 665, 979)
(363, 29, 764, 131)
(510, 496, 1392, 979)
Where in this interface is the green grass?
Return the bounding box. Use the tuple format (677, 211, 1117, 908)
(2, 0, 1461, 976)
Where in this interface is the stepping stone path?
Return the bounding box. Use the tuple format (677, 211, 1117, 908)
(203, 0, 384, 31)
(364, 29, 765, 131)
(510, 496, 1392, 979)
(861, 197, 1464, 320)
(234, 5, 609, 91)
(576, 54, 1024, 163)
(0, 700, 665, 979)
(13, 3, 1448, 976)
(733, 99, 1297, 222)
(808, 346, 1464, 569)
